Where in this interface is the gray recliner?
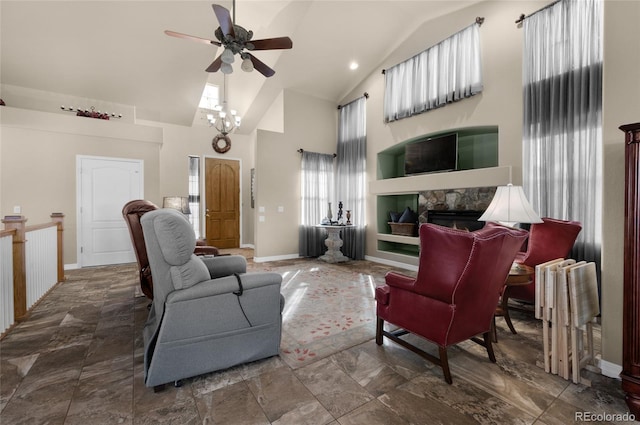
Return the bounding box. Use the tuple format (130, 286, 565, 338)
(140, 208, 284, 389)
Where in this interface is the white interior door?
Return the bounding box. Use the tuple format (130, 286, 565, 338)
(78, 156, 143, 267)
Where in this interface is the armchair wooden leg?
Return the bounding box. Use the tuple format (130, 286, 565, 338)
(439, 347, 453, 384)
(484, 332, 496, 363)
(491, 316, 498, 343)
(376, 317, 384, 345)
(380, 325, 454, 384)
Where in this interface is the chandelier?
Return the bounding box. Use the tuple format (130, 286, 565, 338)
(207, 75, 240, 135)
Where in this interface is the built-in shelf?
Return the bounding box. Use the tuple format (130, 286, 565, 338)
(373, 126, 507, 259)
(370, 166, 512, 195)
(376, 233, 420, 245)
(377, 126, 499, 180)
(377, 240, 420, 257)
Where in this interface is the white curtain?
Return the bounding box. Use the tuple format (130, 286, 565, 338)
(336, 96, 367, 260)
(522, 0, 603, 266)
(384, 22, 482, 123)
(299, 151, 334, 257)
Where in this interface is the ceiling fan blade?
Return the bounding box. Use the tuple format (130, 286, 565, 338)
(212, 4, 235, 38)
(164, 30, 221, 46)
(249, 37, 293, 51)
(206, 55, 223, 73)
(247, 53, 275, 78)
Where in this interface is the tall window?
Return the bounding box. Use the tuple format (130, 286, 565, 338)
(522, 0, 603, 266)
(384, 22, 482, 122)
(188, 156, 201, 237)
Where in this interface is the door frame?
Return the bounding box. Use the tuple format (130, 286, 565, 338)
(202, 155, 243, 248)
(76, 154, 144, 268)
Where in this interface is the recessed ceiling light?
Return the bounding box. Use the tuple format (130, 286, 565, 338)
(349, 61, 359, 70)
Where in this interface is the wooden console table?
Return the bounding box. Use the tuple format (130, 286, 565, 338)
(621, 122, 640, 417)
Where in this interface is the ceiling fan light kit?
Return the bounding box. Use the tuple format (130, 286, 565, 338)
(241, 55, 254, 72)
(165, 2, 292, 78)
(221, 62, 233, 74)
(221, 48, 235, 64)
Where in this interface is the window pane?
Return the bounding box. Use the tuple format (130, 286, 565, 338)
(188, 156, 200, 237)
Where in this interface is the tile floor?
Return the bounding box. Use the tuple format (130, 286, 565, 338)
(0, 251, 635, 424)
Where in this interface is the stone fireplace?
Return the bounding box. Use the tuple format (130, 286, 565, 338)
(418, 186, 496, 231)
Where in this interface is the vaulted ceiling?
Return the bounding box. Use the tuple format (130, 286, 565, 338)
(1, 1, 481, 133)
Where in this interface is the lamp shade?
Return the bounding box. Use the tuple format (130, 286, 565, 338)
(163, 196, 191, 215)
(478, 184, 543, 225)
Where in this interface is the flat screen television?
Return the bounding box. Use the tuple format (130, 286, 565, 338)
(404, 133, 458, 175)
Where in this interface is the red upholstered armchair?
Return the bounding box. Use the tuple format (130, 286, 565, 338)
(122, 199, 219, 299)
(507, 217, 582, 304)
(375, 222, 528, 384)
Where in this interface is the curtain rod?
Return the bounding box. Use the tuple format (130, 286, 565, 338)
(515, 0, 561, 26)
(297, 148, 336, 158)
(337, 92, 369, 110)
(381, 16, 484, 75)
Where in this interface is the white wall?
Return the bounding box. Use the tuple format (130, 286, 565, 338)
(0, 105, 162, 265)
(254, 90, 337, 260)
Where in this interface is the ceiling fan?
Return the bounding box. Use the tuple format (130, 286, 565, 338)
(165, 2, 293, 78)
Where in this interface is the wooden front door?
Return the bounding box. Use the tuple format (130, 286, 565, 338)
(205, 158, 240, 248)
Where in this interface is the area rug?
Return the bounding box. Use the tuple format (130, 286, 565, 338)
(247, 258, 403, 369)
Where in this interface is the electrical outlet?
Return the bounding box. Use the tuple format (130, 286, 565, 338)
(13, 206, 21, 214)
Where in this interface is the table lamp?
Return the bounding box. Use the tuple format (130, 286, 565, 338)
(478, 184, 543, 227)
(163, 196, 191, 215)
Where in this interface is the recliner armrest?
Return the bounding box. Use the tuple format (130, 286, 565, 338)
(199, 255, 247, 278)
(166, 272, 282, 304)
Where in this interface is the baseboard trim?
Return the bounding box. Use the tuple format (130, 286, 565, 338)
(64, 263, 79, 270)
(365, 255, 418, 272)
(241, 243, 255, 249)
(599, 359, 622, 380)
(253, 253, 300, 263)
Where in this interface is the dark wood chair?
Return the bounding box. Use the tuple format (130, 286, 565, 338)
(122, 199, 219, 299)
